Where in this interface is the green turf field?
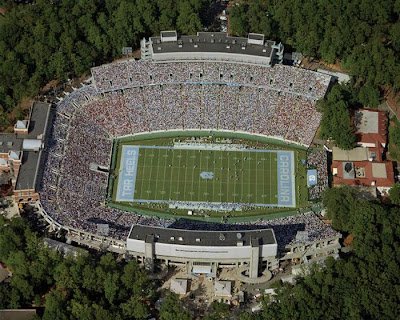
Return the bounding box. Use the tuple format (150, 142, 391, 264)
(121, 146, 282, 205)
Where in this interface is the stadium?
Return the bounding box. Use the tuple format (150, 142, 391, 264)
(34, 32, 340, 281)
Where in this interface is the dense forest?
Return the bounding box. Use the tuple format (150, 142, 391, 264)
(0, 0, 211, 122)
(0, 215, 157, 319)
(230, 0, 400, 94)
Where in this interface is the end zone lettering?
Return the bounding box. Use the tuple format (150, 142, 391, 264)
(115, 146, 139, 202)
(277, 152, 295, 207)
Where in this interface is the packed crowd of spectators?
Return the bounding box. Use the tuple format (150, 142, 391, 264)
(89, 60, 331, 146)
(73, 84, 323, 146)
(92, 60, 330, 100)
(171, 212, 340, 247)
(307, 150, 329, 200)
(38, 59, 333, 243)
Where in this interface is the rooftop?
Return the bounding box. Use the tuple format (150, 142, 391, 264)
(332, 147, 369, 162)
(354, 109, 387, 146)
(128, 225, 276, 247)
(15, 151, 40, 190)
(150, 32, 274, 58)
(333, 160, 394, 187)
(26, 102, 51, 139)
(170, 278, 188, 295)
(0, 135, 22, 154)
(214, 280, 232, 297)
(355, 110, 379, 134)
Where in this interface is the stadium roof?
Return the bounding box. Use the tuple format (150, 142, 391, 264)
(128, 225, 276, 247)
(15, 151, 40, 190)
(150, 32, 274, 58)
(26, 102, 51, 139)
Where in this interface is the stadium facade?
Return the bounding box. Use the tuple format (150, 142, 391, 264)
(7, 31, 341, 282)
(127, 225, 278, 279)
(141, 31, 284, 65)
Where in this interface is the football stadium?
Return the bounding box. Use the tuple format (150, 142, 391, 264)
(32, 32, 340, 281)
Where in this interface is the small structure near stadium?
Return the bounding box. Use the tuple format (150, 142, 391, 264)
(332, 109, 394, 194)
(170, 278, 188, 295)
(0, 102, 51, 204)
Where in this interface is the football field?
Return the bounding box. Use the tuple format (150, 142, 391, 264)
(114, 145, 295, 207)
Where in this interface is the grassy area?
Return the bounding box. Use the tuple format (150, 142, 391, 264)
(108, 134, 311, 219)
(133, 147, 279, 205)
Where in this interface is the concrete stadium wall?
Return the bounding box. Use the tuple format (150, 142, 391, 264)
(115, 129, 309, 151)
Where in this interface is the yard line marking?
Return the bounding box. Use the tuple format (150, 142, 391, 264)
(191, 150, 195, 202)
(139, 148, 147, 199)
(198, 150, 202, 201)
(184, 149, 189, 199)
(220, 151, 223, 203)
(233, 152, 236, 203)
(168, 148, 175, 200)
(255, 152, 258, 203)
(270, 152, 272, 203)
(161, 149, 168, 200)
(263, 152, 266, 202)
(148, 149, 155, 200)
(227, 151, 229, 202)
(154, 148, 160, 199)
(176, 148, 182, 199)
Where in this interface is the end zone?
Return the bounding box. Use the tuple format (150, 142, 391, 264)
(277, 151, 296, 207)
(115, 145, 139, 202)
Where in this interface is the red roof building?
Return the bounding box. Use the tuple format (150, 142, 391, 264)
(332, 109, 394, 193)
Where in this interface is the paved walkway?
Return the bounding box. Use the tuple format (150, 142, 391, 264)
(235, 265, 272, 284)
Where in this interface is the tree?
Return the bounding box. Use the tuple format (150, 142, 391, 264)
(357, 84, 380, 108)
(120, 296, 149, 319)
(205, 301, 230, 320)
(318, 85, 356, 150)
(176, 1, 202, 35)
(389, 182, 400, 205)
(42, 290, 69, 320)
(322, 186, 359, 232)
(229, 4, 249, 36)
(159, 293, 191, 320)
(121, 260, 150, 296)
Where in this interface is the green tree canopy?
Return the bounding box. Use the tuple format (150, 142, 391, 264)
(229, 0, 400, 92)
(0, 0, 211, 113)
(389, 182, 400, 206)
(318, 85, 357, 149)
(160, 293, 192, 320)
(0, 215, 154, 319)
